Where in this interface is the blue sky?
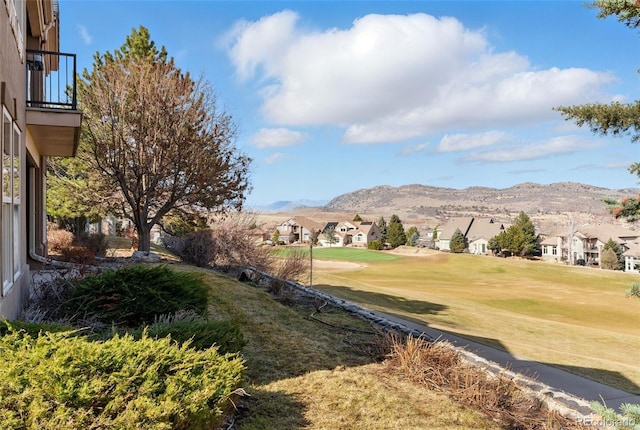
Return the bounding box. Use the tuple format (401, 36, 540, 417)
(59, 1, 640, 207)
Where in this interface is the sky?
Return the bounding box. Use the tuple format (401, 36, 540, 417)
(59, 0, 640, 208)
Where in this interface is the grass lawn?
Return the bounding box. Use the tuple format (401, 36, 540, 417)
(274, 246, 399, 262)
(310, 248, 640, 394)
(169, 264, 501, 430)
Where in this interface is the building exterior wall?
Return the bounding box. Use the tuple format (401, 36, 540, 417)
(541, 236, 563, 261)
(470, 239, 488, 255)
(1, 0, 30, 319)
(625, 255, 639, 273)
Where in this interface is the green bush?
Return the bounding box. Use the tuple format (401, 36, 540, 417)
(56, 265, 209, 327)
(590, 401, 640, 430)
(0, 324, 244, 429)
(368, 240, 383, 250)
(73, 232, 109, 257)
(132, 319, 247, 354)
(0, 320, 76, 338)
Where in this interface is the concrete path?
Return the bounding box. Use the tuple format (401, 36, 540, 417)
(371, 310, 640, 413)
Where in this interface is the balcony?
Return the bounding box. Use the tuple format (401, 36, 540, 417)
(25, 49, 82, 157)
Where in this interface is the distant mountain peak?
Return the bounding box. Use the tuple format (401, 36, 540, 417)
(255, 199, 329, 213)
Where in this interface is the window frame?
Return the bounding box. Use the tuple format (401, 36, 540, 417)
(1, 106, 22, 296)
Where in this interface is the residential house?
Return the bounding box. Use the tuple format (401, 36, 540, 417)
(540, 223, 639, 269)
(318, 221, 345, 247)
(540, 235, 563, 261)
(623, 241, 640, 273)
(350, 221, 382, 247)
(433, 217, 474, 251)
(316, 220, 382, 247)
(466, 218, 506, 255)
(1, 0, 82, 318)
(274, 218, 298, 244)
(541, 228, 587, 264)
(580, 224, 639, 266)
(275, 216, 323, 244)
(435, 217, 506, 253)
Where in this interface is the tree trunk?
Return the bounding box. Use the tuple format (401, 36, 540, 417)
(137, 225, 152, 253)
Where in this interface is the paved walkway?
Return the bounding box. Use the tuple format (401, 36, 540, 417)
(370, 310, 640, 414)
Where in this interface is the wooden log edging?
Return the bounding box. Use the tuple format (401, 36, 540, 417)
(238, 267, 594, 422)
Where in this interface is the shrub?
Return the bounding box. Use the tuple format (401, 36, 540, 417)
(590, 401, 640, 430)
(56, 265, 209, 327)
(47, 223, 74, 254)
(0, 320, 76, 338)
(601, 248, 618, 270)
(73, 233, 109, 257)
(368, 240, 383, 250)
(0, 324, 244, 429)
(273, 248, 309, 283)
(181, 229, 216, 267)
(47, 224, 108, 263)
(132, 318, 246, 354)
(386, 334, 583, 430)
(180, 215, 273, 272)
(60, 245, 97, 265)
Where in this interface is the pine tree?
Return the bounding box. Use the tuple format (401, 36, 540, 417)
(386, 215, 407, 248)
(450, 228, 466, 253)
(406, 226, 419, 246)
(377, 217, 387, 242)
(323, 225, 338, 247)
(603, 238, 624, 270)
(601, 248, 618, 270)
(505, 212, 538, 257)
(271, 230, 280, 244)
(556, 3, 640, 224)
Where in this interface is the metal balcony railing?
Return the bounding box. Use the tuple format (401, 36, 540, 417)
(26, 49, 77, 110)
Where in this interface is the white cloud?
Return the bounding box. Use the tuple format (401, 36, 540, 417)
(224, 10, 299, 81)
(265, 153, 287, 164)
(463, 135, 606, 163)
(398, 143, 429, 157)
(77, 25, 93, 45)
(251, 127, 305, 149)
(226, 12, 616, 144)
(436, 131, 510, 153)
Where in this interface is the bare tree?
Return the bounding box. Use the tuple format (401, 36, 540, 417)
(179, 212, 273, 272)
(79, 27, 251, 252)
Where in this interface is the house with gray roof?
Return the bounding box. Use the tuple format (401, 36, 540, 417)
(466, 218, 507, 255)
(434, 217, 506, 254)
(275, 216, 323, 244)
(434, 217, 474, 251)
(540, 223, 639, 270)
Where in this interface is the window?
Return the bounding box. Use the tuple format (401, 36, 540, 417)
(2, 107, 21, 295)
(552, 247, 557, 256)
(6, 0, 25, 60)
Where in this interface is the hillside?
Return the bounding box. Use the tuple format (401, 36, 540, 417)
(321, 182, 637, 225)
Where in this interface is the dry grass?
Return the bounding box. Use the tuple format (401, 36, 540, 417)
(312, 250, 640, 393)
(165, 265, 505, 429)
(386, 335, 590, 430)
(162, 264, 594, 429)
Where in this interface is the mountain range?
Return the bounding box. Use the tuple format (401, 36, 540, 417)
(254, 182, 639, 232)
(321, 182, 637, 223)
